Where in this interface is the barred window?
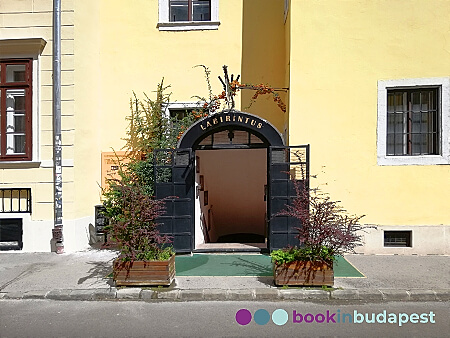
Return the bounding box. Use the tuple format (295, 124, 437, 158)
(387, 88, 439, 156)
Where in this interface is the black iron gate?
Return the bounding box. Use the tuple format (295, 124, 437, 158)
(154, 148, 194, 253)
(268, 145, 310, 251)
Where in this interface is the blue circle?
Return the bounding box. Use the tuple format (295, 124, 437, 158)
(272, 309, 289, 326)
(254, 309, 270, 325)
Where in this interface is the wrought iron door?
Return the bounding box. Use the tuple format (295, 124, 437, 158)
(154, 148, 194, 253)
(268, 145, 310, 251)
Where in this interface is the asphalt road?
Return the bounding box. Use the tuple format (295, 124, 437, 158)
(0, 300, 448, 338)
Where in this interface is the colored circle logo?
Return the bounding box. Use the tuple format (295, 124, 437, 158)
(236, 308, 289, 326)
(235, 309, 252, 326)
(254, 309, 270, 325)
(272, 309, 289, 326)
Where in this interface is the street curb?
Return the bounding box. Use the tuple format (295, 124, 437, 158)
(1, 288, 449, 302)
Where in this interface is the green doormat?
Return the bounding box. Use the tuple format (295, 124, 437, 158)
(175, 254, 364, 278)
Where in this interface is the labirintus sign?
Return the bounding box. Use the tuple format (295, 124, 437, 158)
(198, 112, 265, 131)
(178, 110, 285, 149)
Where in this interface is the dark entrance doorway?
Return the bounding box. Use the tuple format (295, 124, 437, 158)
(154, 110, 309, 253)
(194, 148, 267, 250)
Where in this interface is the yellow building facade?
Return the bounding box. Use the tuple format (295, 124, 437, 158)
(0, 0, 448, 254)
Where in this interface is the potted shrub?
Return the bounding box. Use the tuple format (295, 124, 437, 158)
(271, 180, 370, 286)
(104, 181, 175, 286)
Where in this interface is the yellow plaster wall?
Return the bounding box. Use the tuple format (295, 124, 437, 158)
(73, 0, 246, 218)
(288, 0, 450, 225)
(0, 0, 75, 220)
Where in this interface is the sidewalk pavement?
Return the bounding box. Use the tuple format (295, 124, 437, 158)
(0, 249, 449, 302)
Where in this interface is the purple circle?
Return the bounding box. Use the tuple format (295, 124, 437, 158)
(236, 309, 252, 325)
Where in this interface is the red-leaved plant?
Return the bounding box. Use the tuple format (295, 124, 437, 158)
(104, 180, 173, 265)
(272, 179, 371, 265)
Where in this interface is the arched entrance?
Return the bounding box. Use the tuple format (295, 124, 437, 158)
(154, 110, 309, 253)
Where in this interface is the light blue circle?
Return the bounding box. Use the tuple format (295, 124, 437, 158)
(272, 309, 289, 326)
(254, 309, 270, 325)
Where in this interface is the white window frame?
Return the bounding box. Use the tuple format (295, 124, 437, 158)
(0, 38, 46, 168)
(158, 0, 220, 31)
(377, 77, 450, 165)
(163, 101, 206, 119)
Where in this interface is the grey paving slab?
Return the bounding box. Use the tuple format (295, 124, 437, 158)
(155, 290, 180, 300)
(433, 289, 450, 301)
(22, 290, 49, 299)
(46, 289, 72, 301)
(379, 289, 410, 301)
(331, 289, 359, 300)
(116, 288, 141, 300)
(180, 289, 204, 301)
(3, 291, 24, 299)
(0, 250, 449, 303)
(226, 289, 254, 301)
(408, 290, 437, 301)
(357, 289, 384, 301)
(254, 288, 279, 300)
(203, 289, 227, 301)
(69, 289, 96, 300)
(93, 288, 117, 300)
(140, 289, 156, 300)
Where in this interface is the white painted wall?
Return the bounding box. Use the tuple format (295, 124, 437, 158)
(0, 214, 91, 252)
(356, 225, 450, 255)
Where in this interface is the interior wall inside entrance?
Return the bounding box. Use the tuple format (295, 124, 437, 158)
(194, 148, 267, 246)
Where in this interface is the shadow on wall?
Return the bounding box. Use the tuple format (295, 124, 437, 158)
(241, 0, 287, 131)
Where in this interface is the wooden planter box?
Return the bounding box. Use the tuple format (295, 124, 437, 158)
(113, 254, 175, 286)
(273, 260, 334, 286)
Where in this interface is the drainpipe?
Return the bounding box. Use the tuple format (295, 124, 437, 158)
(52, 0, 64, 254)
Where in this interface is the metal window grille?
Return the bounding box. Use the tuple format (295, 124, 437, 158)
(386, 88, 440, 156)
(0, 188, 31, 213)
(384, 230, 412, 247)
(197, 129, 265, 148)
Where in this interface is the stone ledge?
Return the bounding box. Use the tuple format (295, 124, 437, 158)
(254, 288, 279, 300)
(22, 290, 49, 299)
(279, 289, 330, 300)
(379, 290, 410, 301)
(408, 290, 437, 301)
(116, 288, 141, 300)
(226, 289, 254, 301)
(331, 289, 359, 300)
(140, 289, 156, 301)
(433, 289, 450, 301)
(357, 289, 384, 301)
(203, 289, 227, 301)
(46, 289, 73, 301)
(93, 288, 117, 300)
(155, 290, 180, 300)
(180, 289, 204, 301)
(1, 288, 449, 302)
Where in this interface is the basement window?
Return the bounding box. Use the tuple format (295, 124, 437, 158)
(0, 218, 23, 250)
(384, 230, 412, 247)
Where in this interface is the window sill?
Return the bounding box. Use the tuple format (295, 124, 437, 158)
(0, 161, 41, 169)
(157, 21, 220, 31)
(377, 155, 450, 166)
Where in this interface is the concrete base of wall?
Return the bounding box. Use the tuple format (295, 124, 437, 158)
(355, 225, 449, 255)
(1, 214, 92, 253)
